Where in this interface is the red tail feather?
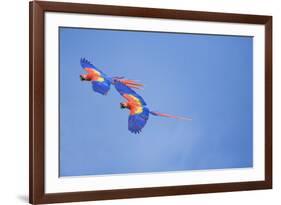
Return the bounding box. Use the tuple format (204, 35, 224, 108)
(115, 78, 144, 89)
(150, 111, 192, 121)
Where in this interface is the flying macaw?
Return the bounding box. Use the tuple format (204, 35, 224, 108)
(115, 81, 191, 134)
(80, 58, 143, 95)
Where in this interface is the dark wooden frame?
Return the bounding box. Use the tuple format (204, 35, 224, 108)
(29, 1, 272, 204)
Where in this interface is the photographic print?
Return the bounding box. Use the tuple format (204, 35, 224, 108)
(59, 27, 253, 177)
(30, 2, 272, 203)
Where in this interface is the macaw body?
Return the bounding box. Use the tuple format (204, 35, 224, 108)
(115, 81, 191, 133)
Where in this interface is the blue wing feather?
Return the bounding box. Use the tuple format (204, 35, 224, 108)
(128, 107, 149, 133)
(91, 78, 111, 95)
(80, 58, 107, 76)
(114, 81, 147, 106)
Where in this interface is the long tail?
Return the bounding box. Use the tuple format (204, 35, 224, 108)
(150, 111, 192, 121)
(113, 77, 144, 89)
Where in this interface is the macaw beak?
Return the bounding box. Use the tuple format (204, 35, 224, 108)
(80, 75, 85, 81)
(120, 103, 126, 109)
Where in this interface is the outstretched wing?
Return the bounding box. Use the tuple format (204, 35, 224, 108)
(91, 79, 111, 95)
(80, 58, 111, 95)
(80, 58, 106, 76)
(114, 81, 146, 106)
(114, 81, 149, 133)
(128, 107, 149, 134)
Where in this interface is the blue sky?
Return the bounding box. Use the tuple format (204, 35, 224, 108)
(59, 27, 253, 177)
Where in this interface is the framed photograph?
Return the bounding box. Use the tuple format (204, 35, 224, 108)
(29, 1, 272, 204)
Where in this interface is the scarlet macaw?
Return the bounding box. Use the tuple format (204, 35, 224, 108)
(80, 58, 191, 134)
(115, 81, 191, 133)
(80, 58, 143, 95)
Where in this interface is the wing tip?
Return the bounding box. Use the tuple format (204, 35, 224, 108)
(129, 129, 142, 134)
(80, 58, 95, 69)
(80, 57, 88, 67)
